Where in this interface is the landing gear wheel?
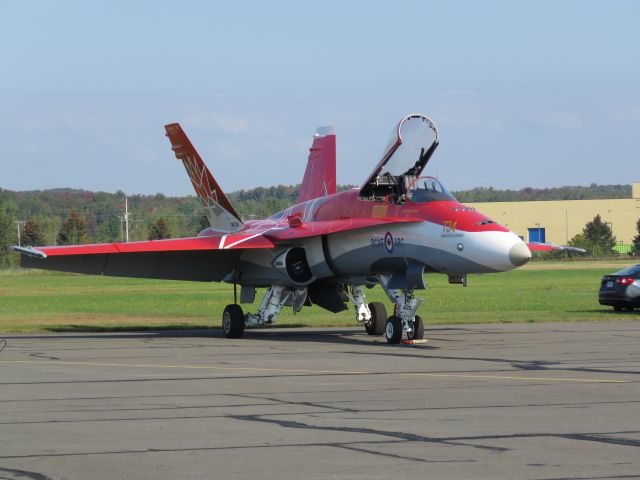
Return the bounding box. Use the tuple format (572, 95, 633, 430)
(222, 304, 245, 338)
(365, 302, 387, 335)
(385, 315, 403, 344)
(614, 306, 623, 312)
(408, 315, 424, 340)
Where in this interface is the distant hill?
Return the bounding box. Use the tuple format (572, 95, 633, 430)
(0, 183, 632, 246)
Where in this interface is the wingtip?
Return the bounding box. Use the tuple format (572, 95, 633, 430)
(12, 246, 47, 259)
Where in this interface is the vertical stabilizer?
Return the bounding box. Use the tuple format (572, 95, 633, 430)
(297, 126, 337, 204)
(164, 123, 243, 233)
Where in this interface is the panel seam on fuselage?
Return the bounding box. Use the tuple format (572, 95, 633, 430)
(321, 235, 339, 276)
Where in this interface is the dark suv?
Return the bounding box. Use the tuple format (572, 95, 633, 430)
(599, 264, 640, 312)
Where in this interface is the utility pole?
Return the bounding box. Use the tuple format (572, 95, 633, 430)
(124, 196, 129, 242)
(120, 194, 130, 243)
(15, 220, 23, 247)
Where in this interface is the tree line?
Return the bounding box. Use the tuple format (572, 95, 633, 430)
(454, 183, 632, 203)
(1, 183, 639, 267)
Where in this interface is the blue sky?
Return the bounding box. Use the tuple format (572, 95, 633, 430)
(1, 0, 638, 195)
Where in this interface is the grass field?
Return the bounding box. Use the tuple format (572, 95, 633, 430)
(0, 260, 637, 333)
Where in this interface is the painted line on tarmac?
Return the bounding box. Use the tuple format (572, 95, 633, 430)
(0, 360, 629, 384)
(0, 360, 368, 376)
(399, 372, 629, 383)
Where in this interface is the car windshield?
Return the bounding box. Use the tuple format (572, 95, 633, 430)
(614, 265, 640, 276)
(406, 176, 456, 202)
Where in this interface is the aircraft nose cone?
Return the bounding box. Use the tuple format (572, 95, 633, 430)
(509, 242, 531, 267)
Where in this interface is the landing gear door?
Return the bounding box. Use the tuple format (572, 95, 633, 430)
(359, 114, 439, 201)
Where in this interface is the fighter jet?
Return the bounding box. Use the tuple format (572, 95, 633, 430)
(14, 114, 576, 343)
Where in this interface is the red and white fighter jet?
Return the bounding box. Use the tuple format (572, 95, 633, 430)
(14, 114, 572, 343)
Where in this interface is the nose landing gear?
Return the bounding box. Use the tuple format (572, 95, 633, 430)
(384, 312, 424, 344)
(376, 274, 426, 344)
(384, 315, 403, 343)
(349, 278, 427, 344)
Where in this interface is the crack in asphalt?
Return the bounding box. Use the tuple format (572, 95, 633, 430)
(347, 350, 640, 375)
(231, 415, 640, 453)
(0, 467, 53, 480)
(230, 414, 509, 452)
(1, 428, 639, 464)
(335, 444, 476, 464)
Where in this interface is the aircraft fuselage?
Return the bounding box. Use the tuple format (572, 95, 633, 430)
(212, 186, 530, 289)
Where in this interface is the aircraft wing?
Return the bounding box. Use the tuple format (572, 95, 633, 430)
(527, 243, 586, 254)
(13, 217, 422, 281)
(13, 234, 275, 282)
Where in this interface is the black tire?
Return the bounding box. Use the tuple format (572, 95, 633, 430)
(408, 315, 424, 340)
(385, 316, 403, 344)
(365, 302, 387, 335)
(222, 304, 245, 338)
(613, 306, 623, 312)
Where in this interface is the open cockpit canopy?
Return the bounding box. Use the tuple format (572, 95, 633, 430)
(359, 114, 440, 202)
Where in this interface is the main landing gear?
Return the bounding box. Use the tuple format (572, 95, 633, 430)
(222, 304, 244, 338)
(347, 285, 386, 336)
(222, 285, 307, 339)
(348, 281, 425, 344)
(222, 281, 424, 344)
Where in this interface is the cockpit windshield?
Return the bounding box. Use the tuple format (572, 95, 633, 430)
(406, 176, 456, 203)
(360, 114, 440, 202)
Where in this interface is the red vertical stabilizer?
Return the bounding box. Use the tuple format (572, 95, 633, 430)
(297, 126, 337, 204)
(165, 123, 243, 233)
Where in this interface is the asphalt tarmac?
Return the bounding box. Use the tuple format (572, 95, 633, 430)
(1, 321, 639, 480)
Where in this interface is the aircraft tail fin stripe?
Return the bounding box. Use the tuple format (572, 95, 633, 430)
(297, 126, 336, 204)
(164, 123, 243, 233)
